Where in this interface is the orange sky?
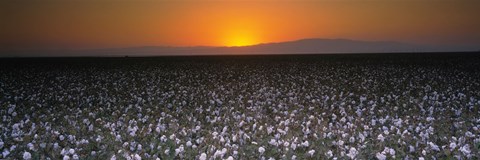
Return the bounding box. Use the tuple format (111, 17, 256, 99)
(1, 0, 480, 49)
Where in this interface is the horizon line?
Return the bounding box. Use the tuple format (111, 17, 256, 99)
(0, 37, 417, 51)
(2, 51, 480, 58)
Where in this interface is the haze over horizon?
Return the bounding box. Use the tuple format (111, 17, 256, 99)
(1, 0, 480, 55)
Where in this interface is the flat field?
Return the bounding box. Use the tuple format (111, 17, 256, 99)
(1, 53, 480, 159)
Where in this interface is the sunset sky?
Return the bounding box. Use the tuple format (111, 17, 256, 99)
(1, 0, 480, 51)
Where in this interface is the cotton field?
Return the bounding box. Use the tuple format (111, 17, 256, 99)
(1, 54, 480, 159)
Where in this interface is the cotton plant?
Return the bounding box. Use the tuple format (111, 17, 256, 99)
(1, 57, 479, 159)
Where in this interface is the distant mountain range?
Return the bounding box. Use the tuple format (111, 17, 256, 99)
(90, 38, 468, 56)
(2, 38, 477, 57)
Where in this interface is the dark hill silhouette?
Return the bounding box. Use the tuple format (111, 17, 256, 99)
(90, 38, 427, 56)
(1, 38, 474, 57)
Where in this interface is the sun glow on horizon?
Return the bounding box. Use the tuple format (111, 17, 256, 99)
(224, 33, 259, 47)
(221, 18, 262, 47)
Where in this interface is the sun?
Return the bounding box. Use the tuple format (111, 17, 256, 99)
(220, 17, 262, 47)
(226, 36, 256, 47)
(222, 24, 260, 47)
(224, 31, 258, 47)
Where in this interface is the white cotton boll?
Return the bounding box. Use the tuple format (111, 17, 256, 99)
(3, 149, 10, 158)
(222, 126, 228, 133)
(326, 150, 333, 158)
(377, 134, 385, 142)
(332, 114, 337, 121)
(175, 138, 182, 145)
(291, 143, 297, 150)
(269, 139, 278, 146)
(133, 154, 141, 160)
(68, 135, 75, 142)
(27, 143, 34, 151)
(186, 141, 192, 147)
(232, 134, 237, 142)
(465, 131, 475, 138)
(88, 124, 94, 132)
(60, 149, 67, 155)
(0, 142, 3, 149)
(426, 117, 434, 122)
(221, 148, 227, 156)
(63, 155, 70, 160)
(214, 150, 222, 158)
(409, 145, 415, 153)
(349, 137, 355, 143)
(258, 146, 265, 154)
(347, 147, 358, 159)
(375, 152, 386, 160)
(212, 132, 218, 138)
(72, 154, 79, 160)
(460, 144, 471, 156)
(161, 135, 167, 142)
(10, 145, 17, 152)
(383, 130, 389, 135)
(164, 149, 170, 155)
(130, 144, 135, 152)
(389, 148, 395, 156)
(199, 153, 207, 160)
(68, 148, 75, 155)
(274, 133, 281, 140)
(292, 155, 297, 160)
(277, 128, 286, 135)
(358, 133, 365, 142)
(39, 143, 46, 149)
(337, 140, 344, 146)
(419, 157, 425, 160)
(8, 106, 15, 115)
(283, 141, 289, 147)
(341, 133, 348, 138)
(175, 146, 184, 156)
(59, 135, 65, 141)
(226, 156, 234, 160)
(308, 149, 315, 156)
(449, 142, 457, 150)
(196, 138, 202, 144)
(428, 142, 440, 151)
(23, 151, 32, 160)
(267, 127, 274, 135)
(301, 141, 309, 147)
(115, 135, 122, 141)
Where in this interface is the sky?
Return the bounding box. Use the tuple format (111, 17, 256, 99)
(1, 0, 480, 51)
